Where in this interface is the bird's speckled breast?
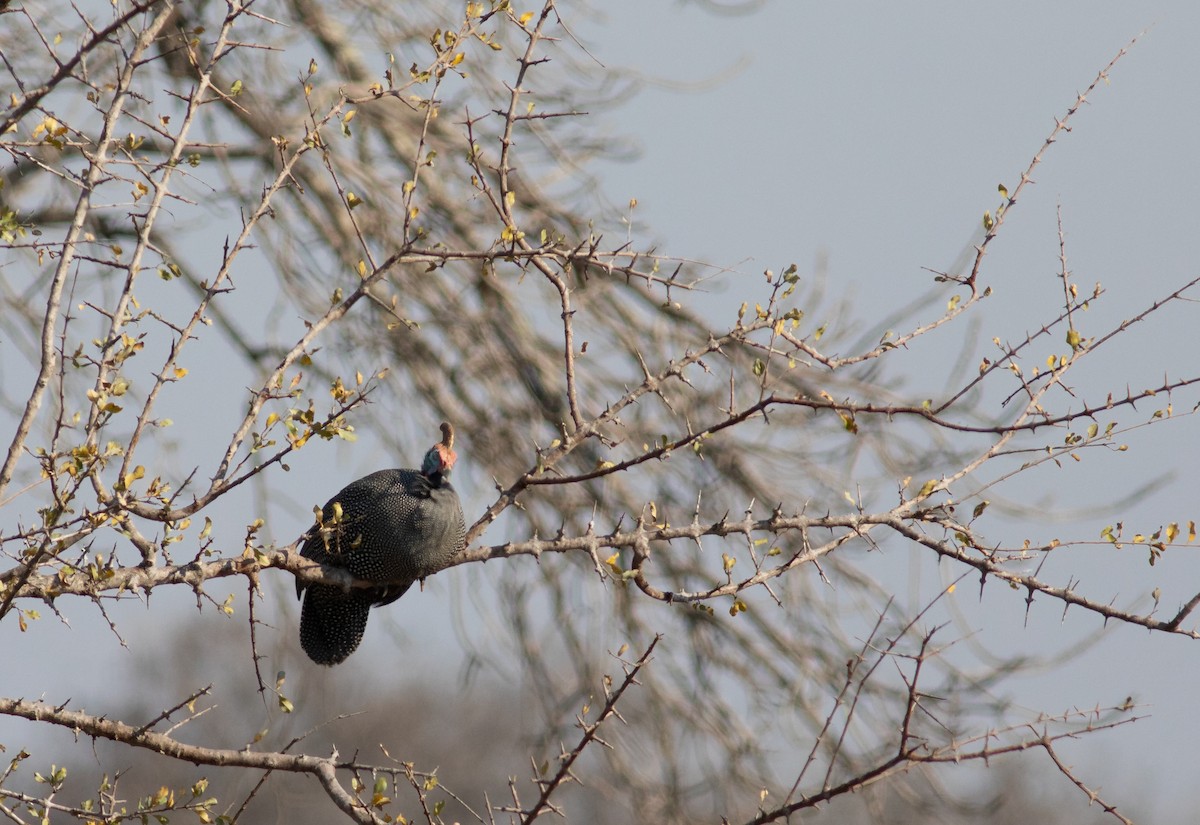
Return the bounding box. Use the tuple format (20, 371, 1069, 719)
(334, 469, 465, 584)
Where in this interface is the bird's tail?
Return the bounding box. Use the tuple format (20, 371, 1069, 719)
(299, 585, 377, 665)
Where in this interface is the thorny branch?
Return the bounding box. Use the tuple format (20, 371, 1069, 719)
(512, 635, 659, 823)
(6, 503, 1200, 641)
(747, 592, 1143, 825)
(0, 3, 177, 503)
(0, 695, 383, 825)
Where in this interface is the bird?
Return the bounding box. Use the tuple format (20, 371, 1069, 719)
(296, 421, 466, 665)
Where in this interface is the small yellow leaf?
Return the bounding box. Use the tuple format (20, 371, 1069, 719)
(122, 465, 145, 490)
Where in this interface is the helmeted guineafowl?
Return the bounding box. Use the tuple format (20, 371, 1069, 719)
(296, 422, 466, 665)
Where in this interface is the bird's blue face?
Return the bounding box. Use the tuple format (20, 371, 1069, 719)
(421, 443, 456, 479)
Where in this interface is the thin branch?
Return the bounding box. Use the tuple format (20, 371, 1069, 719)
(0, 697, 382, 824)
(518, 635, 659, 823)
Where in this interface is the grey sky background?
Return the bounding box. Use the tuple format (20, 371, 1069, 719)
(3, 1, 1199, 821)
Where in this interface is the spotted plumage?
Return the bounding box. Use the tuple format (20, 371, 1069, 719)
(296, 422, 466, 665)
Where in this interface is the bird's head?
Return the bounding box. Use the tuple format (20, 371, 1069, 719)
(421, 421, 458, 482)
